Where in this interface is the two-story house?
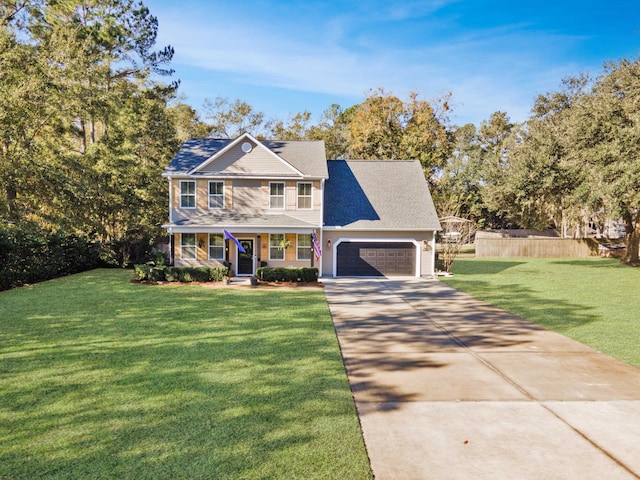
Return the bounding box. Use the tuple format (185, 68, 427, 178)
(162, 132, 441, 278)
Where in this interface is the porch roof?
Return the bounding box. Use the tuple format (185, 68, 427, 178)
(162, 212, 318, 232)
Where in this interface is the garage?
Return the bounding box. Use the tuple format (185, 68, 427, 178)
(336, 241, 416, 277)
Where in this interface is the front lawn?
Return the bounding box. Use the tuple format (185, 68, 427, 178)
(0, 270, 372, 479)
(441, 258, 640, 368)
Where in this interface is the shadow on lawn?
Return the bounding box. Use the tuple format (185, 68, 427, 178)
(434, 278, 600, 333)
(549, 258, 625, 268)
(450, 260, 526, 275)
(0, 275, 372, 479)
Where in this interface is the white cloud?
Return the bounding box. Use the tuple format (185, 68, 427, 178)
(152, 1, 597, 125)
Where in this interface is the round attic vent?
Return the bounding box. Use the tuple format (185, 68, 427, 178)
(241, 142, 253, 153)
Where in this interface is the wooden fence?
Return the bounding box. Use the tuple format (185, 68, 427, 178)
(475, 238, 599, 258)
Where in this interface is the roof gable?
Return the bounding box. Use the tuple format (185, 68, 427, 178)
(164, 134, 328, 178)
(323, 160, 441, 230)
(192, 133, 303, 177)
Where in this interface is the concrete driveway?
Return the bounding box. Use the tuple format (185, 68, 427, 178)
(324, 278, 640, 480)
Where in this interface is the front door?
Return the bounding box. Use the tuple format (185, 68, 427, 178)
(237, 239, 254, 275)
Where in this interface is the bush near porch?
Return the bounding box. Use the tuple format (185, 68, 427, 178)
(256, 267, 319, 283)
(133, 265, 230, 282)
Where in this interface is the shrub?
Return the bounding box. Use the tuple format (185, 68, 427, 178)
(0, 224, 104, 291)
(176, 267, 210, 283)
(149, 266, 167, 282)
(133, 265, 167, 282)
(135, 266, 229, 283)
(134, 264, 152, 281)
(256, 267, 318, 283)
(148, 248, 169, 266)
(165, 267, 180, 282)
(208, 267, 229, 281)
(178, 269, 194, 282)
(301, 268, 319, 282)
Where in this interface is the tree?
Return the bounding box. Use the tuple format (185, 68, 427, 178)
(438, 216, 475, 274)
(0, 0, 179, 264)
(489, 62, 640, 265)
(347, 88, 404, 160)
(433, 123, 484, 222)
(202, 96, 265, 138)
(0, 1, 71, 222)
(567, 60, 640, 264)
(307, 104, 351, 160)
(167, 102, 211, 141)
(268, 111, 313, 140)
(474, 111, 524, 229)
(345, 88, 452, 181)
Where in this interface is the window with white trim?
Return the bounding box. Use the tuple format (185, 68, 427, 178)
(269, 233, 285, 260)
(297, 183, 312, 209)
(180, 180, 196, 208)
(208, 181, 224, 209)
(269, 182, 285, 209)
(297, 234, 311, 260)
(181, 233, 196, 259)
(208, 233, 224, 260)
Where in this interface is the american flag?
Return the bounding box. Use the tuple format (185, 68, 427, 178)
(311, 231, 322, 260)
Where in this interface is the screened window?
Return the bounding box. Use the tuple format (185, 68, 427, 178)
(297, 234, 311, 260)
(269, 182, 285, 209)
(269, 233, 285, 260)
(180, 180, 196, 209)
(181, 233, 196, 259)
(297, 183, 312, 209)
(208, 181, 224, 209)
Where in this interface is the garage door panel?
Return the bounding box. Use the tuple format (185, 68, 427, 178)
(337, 242, 416, 276)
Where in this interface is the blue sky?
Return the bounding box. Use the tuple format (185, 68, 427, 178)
(149, 0, 640, 127)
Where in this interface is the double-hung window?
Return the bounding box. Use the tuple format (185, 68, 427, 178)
(269, 182, 285, 209)
(297, 183, 312, 209)
(208, 181, 224, 209)
(208, 233, 224, 260)
(269, 233, 285, 260)
(181, 233, 196, 259)
(180, 180, 196, 209)
(297, 234, 311, 260)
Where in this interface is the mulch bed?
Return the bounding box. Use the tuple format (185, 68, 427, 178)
(131, 279, 324, 289)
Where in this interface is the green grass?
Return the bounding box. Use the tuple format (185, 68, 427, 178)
(441, 257, 640, 368)
(0, 270, 372, 480)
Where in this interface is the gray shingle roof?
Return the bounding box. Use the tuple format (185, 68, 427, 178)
(323, 160, 441, 230)
(164, 137, 328, 178)
(165, 211, 317, 229)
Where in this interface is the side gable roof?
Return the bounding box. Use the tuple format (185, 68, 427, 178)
(163, 134, 328, 178)
(323, 160, 441, 230)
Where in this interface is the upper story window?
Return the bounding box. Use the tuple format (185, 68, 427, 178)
(297, 183, 312, 209)
(181, 233, 196, 259)
(297, 234, 311, 260)
(180, 180, 196, 209)
(208, 181, 224, 209)
(208, 233, 224, 260)
(269, 182, 285, 209)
